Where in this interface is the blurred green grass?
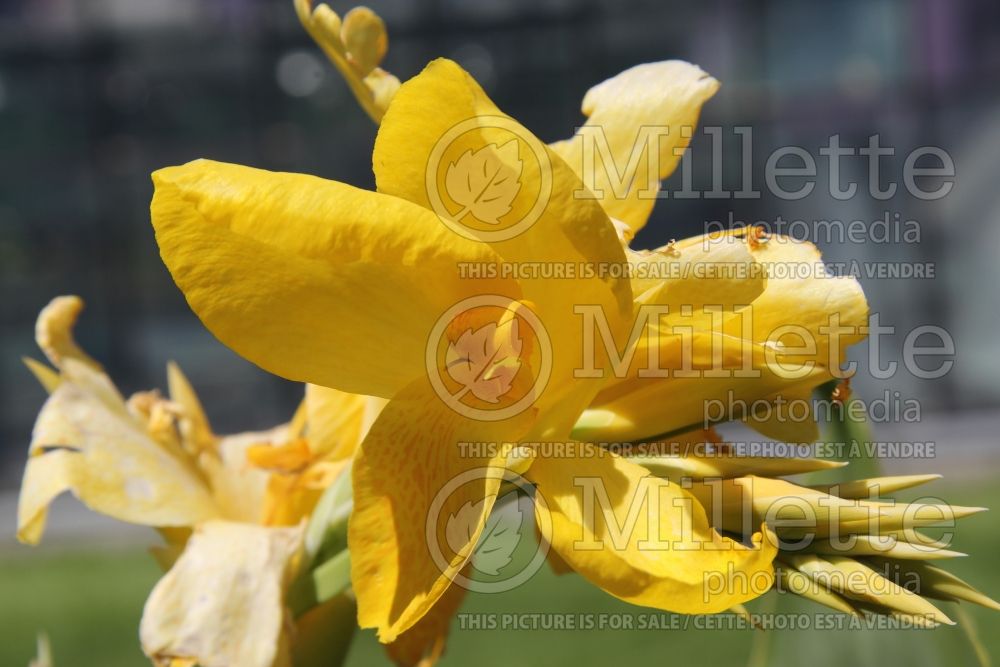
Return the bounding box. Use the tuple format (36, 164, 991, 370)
(2, 480, 998, 666)
(0, 549, 160, 667)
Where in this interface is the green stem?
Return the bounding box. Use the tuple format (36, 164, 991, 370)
(292, 593, 357, 667)
(817, 379, 880, 479)
(288, 550, 353, 618)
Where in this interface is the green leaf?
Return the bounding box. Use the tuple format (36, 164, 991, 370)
(304, 464, 353, 564)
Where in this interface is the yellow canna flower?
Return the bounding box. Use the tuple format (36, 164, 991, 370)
(301, 4, 868, 447)
(18, 3, 994, 666)
(16, 296, 429, 666)
(145, 0, 994, 658)
(149, 37, 795, 647)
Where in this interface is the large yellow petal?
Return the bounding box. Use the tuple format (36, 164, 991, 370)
(528, 442, 776, 613)
(140, 521, 303, 667)
(549, 61, 719, 235)
(373, 58, 632, 437)
(350, 376, 534, 642)
(151, 159, 520, 398)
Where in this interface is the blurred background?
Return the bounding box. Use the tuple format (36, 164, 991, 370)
(1, 0, 999, 665)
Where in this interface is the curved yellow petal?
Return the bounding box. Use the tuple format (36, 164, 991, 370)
(350, 376, 534, 642)
(17, 364, 221, 544)
(151, 159, 519, 398)
(549, 61, 719, 234)
(34, 296, 124, 413)
(18, 300, 220, 544)
(35, 295, 102, 372)
(140, 521, 303, 667)
(385, 565, 468, 666)
(373, 58, 632, 436)
(727, 235, 869, 364)
(166, 362, 215, 454)
(528, 442, 777, 613)
(305, 384, 385, 460)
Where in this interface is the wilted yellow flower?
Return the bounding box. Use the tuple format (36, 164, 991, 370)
(16, 296, 398, 666)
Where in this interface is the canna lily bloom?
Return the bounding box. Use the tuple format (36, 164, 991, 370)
(297, 1, 868, 450)
(149, 86, 778, 646)
(148, 0, 993, 659)
(14, 3, 995, 665)
(16, 296, 389, 667)
(144, 1, 881, 648)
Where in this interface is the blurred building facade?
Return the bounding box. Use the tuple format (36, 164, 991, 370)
(1, 0, 999, 486)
